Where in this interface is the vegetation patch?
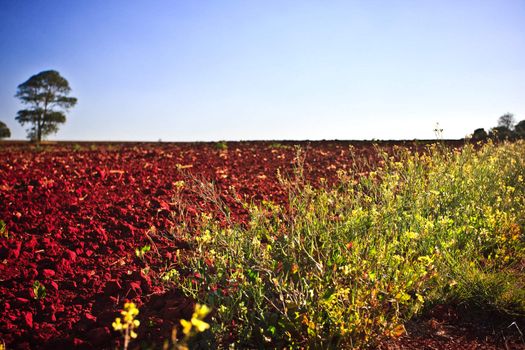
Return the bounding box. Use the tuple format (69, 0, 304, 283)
(167, 141, 525, 348)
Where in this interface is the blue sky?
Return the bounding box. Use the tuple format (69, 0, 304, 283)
(1, 0, 524, 141)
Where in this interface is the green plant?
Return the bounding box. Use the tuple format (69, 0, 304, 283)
(0, 121, 10, 139)
(166, 141, 525, 348)
(32, 281, 46, 300)
(0, 220, 8, 238)
(135, 244, 151, 260)
(161, 268, 180, 283)
(214, 141, 228, 150)
(268, 142, 291, 150)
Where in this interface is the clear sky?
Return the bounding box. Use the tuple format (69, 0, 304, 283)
(0, 0, 524, 141)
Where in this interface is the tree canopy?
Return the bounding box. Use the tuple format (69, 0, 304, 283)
(471, 113, 525, 141)
(497, 113, 515, 130)
(15, 70, 77, 142)
(0, 121, 10, 139)
(515, 120, 525, 138)
(489, 125, 514, 141)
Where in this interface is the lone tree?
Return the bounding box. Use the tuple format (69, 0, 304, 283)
(15, 70, 77, 142)
(0, 121, 11, 139)
(497, 113, 516, 130)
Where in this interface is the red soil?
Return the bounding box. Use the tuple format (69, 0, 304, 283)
(0, 141, 522, 349)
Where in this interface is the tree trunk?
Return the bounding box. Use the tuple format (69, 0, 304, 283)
(36, 113, 42, 144)
(38, 99, 48, 144)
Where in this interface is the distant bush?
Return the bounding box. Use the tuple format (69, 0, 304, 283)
(268, 142, 292, 149)
(473, 113, 525, 141)
(471, 128, 488, 141)
(0, 121, 10, 139)
(214, 141, 228, 150)
(489, 125, 515, 141)
(515, 120, 525, 139)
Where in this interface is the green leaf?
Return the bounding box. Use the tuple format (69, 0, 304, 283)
(33, 281, 46, 300)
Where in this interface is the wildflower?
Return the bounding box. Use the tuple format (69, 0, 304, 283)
(404, 231, 419, 240)
(112, 302, 140, 350)
(112, 317, 123, 331)
(340, 265, 352, 275)
(180, 303, 211, 336)
(180, 319, 192, 335)
(192, 318, 210, 332)
(196, 230, 212, 243)
(194, 303, 211, 319)
(122, 302, 139, 322)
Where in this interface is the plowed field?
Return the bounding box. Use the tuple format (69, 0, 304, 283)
(2, 141, 520, 349)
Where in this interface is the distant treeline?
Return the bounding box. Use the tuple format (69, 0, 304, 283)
(472, 113, 525, 141)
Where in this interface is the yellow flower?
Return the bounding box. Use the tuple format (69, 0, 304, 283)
(180, 304, 211, 336)
(192, 318, 210, 332)
(395, 291, 411, 303)
(194, 303, 211, 319)
(416, 293, 424, 303)
(180, 319, 192, 335)
(123, 302, 139, 317)
(404, 231, 419, 240)
(112, 317, 123, 331)
(113, 301, 140, 342)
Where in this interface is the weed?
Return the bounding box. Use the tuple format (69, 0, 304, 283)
(111, 302, 211, 350)
(113, 302, 140, 350)
(0, 220, 8, 238)
(32, 281, 46, 300)
(180, 304, 211, 338)
(214, 141, 228, 150)
(268, 142, 291, 150)
(135, 244, 151, 260)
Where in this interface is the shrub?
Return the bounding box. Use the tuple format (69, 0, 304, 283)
(515, 120, 525, 139)
(0, 121, 10, 139)
(471, 128, 487, 141)
(214, 141, 228, 150)
(490, 126, 515, 141)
